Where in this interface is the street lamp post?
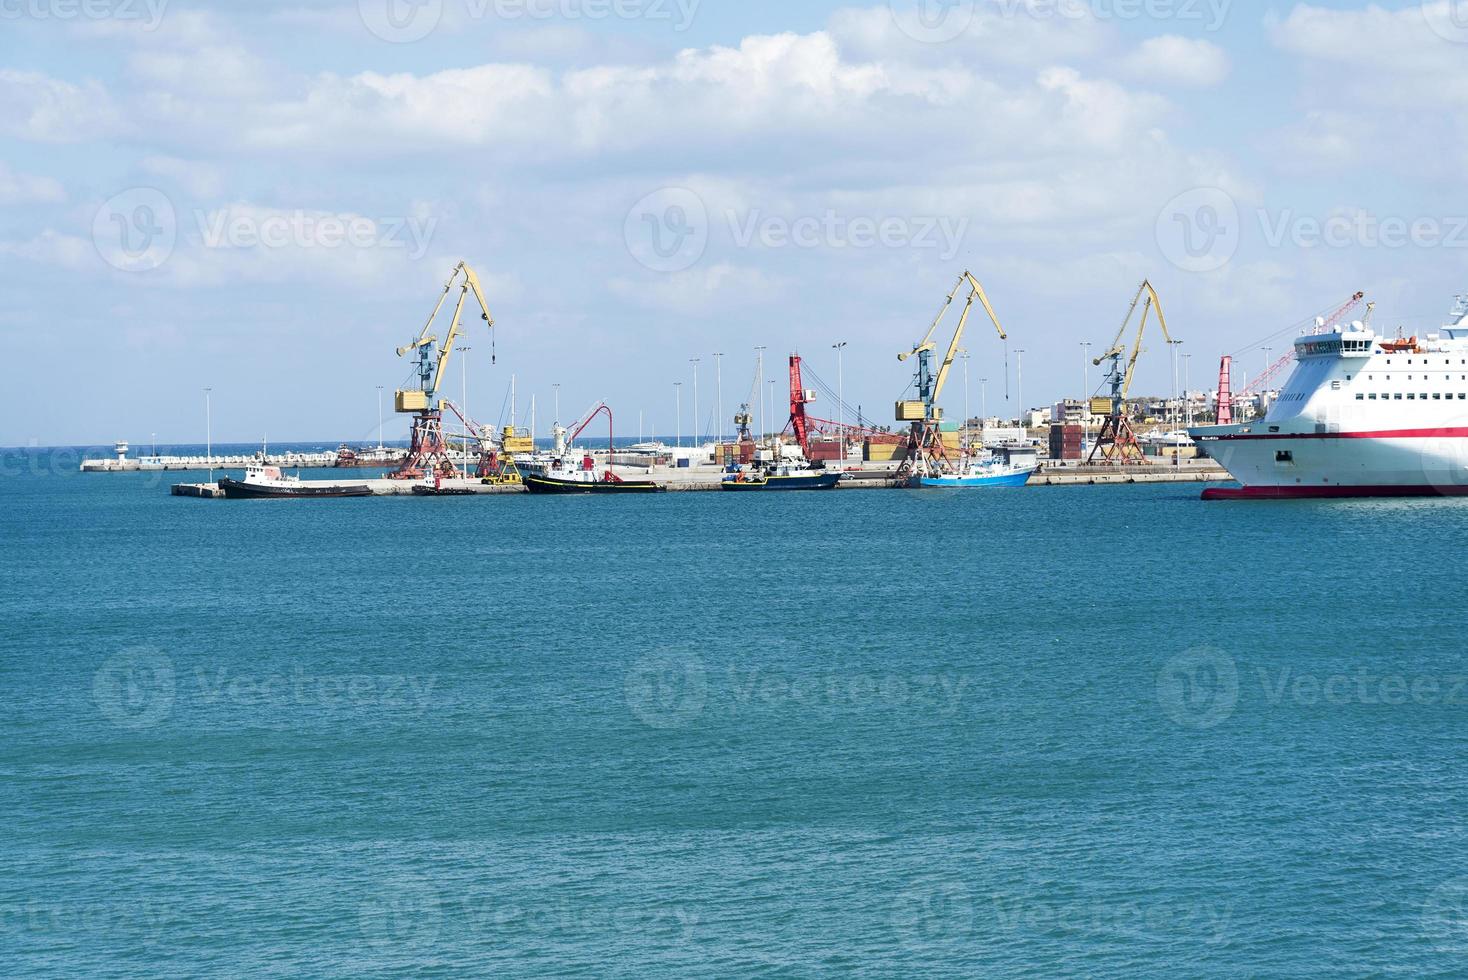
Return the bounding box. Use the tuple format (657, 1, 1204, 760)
(204, 387, 213, 482)
(376, 386, 384, 450)
(832, 341, 848, 450)
(958, 348, 970, 454)
(980, 379, 988, 437)
(754, 346, 767, 440)
(674, 382, 683, 449)
(713, 352, 724, 446)
(553, 384, 561, 427)
(690, 358, 701, 448)
(1015, 349, 1026, 435)
(1181, 353, 1193, 427)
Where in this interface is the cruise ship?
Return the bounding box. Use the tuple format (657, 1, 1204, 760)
(1192, 293, 1468, 499)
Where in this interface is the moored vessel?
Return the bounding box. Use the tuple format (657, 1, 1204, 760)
(219, 464, 372, 499)
(1192, 292, 1468, 499)
(720, 460, 841, 491)
(911, 452, 1036, 489)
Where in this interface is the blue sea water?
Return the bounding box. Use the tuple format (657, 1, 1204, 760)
(4, 446, 1468, 977)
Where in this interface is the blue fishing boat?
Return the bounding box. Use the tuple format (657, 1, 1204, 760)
(911, 454, 1036, 489)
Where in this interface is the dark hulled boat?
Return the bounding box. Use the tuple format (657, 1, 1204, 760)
(219, 465, 371, 499)
(523, 473, 665, 495)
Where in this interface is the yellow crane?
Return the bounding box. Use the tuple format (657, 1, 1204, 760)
(896, 271, 1007, 477)
(1088, 279, 1173, 464)
(390, 261, 497, 480)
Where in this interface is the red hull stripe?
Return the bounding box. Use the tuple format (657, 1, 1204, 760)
(1203, 484, 1468, 501)
(1212, 427, 1468, 441)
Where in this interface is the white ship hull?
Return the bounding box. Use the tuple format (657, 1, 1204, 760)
(1193, 292, 1468, 499)
(1193, 424, 1468, 498)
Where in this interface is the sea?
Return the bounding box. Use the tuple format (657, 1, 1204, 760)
(3, 443, 1468, 977)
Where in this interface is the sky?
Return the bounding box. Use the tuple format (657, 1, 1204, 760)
(3, 0, 1468, 446)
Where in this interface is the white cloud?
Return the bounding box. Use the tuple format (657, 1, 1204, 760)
(609, 263, 784, 314)
(0, 229, 94, 269)
(141, 156, 226, 198)
(0, 70, 124, 143)
(1266, 3, 1468, 179)
(0, 162, 66, 205)
(1122, 36, 1230, 88)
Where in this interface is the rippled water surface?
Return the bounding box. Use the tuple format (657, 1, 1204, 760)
(4, 449, 1468, 977)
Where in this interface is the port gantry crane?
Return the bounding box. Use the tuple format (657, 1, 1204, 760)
(896, 271, 1007, 478)
(1087, 280, 1174, 465)
(390, 261, 496, 480)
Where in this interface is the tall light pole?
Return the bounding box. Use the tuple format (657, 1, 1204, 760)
(204, 387, 213, 481)
(690, 357, 701, 448)
(832, 341, 848, 448)
(1181, 353, 1193, 427)
(713, 352, 724, 445)
(1015, 349, 1026, 433)
(1081, 342, 1093, 436)
(979, 379, 988, 437)
(1169, 339, 1184, 464)
(957, 348, 970, 453)
(674, 382, 683, 449)
(376, 386, 384, 450)
(754, 346, 767, 440)
(553, 384, 561, 426)
(769, 380, 778, 447)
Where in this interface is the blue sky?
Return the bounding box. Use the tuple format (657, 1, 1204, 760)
(3, 0, 1467, 445)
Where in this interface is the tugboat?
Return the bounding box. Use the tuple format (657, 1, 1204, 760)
(720, 458, 841, 491)
(219, 464, 372, 499)
(522, 403, 665, 495)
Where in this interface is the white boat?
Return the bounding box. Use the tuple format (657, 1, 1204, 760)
(1191, 292, 1468, 498)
